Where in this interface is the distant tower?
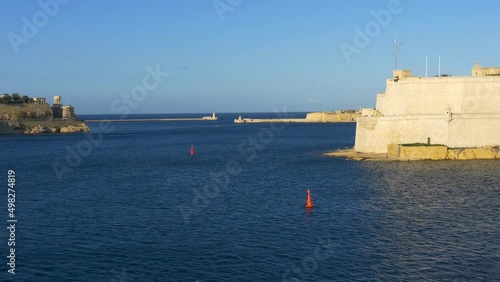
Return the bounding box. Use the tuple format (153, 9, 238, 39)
(472, 61, 484, 76)
(62, 106, 76, 119)
(52, 96, 63, 118)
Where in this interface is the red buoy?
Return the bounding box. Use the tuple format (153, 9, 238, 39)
(190, 144, 195, 156)
(305, 189, 314, 208)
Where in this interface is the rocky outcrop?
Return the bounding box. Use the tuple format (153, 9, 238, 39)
(24, 124, 49, 134)
(326, 145, 500, 161)
(48, 127, 60, 133)
(446, 149, 460, 160)
(472, 147, 498, 159)
(394, 145, 498, 161)
(59, 123, 90, 133)
(452, 147, 498, 160)
(0, 120, 90, 135)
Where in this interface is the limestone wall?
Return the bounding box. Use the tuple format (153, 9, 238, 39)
(399, 145, 448, 160)
(326, 146, 500, 161)
(354, 70, 500, 154)
(234, 111, 361, 123)
(391, 145, 498, 160)
(305, 112, 360, 122)
(355, 113, 500, 153)
(377, 76, 500, 116)
(62, 106, 76, 119)
(472, 63, 500, 76)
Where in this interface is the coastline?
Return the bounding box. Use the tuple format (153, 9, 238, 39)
(0, 120, 90, 135)
(325, 146, 500, 161)
(324, 148, 397, 161)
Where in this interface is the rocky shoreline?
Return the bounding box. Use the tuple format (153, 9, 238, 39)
(0, 120, 90, 135)
(325, 146, 500, 161)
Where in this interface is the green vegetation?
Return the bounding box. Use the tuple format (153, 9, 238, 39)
(13, 110, 53, 121)
(0, 93, 31, 104)
(401, 143, 446, 147)
(14, 111, 28, 120)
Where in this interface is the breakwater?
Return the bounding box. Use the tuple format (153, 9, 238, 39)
(234, 117, 308, 123)
(86, 118, 214, 123)
(86, 113, 218, 123)
(234, 111, 360, 123)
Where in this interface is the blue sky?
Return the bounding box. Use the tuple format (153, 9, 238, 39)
(1, 0, 500, 114)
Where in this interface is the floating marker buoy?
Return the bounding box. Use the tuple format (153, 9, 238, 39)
(190, 144, 195, 156)
(305, 189, 314, 208)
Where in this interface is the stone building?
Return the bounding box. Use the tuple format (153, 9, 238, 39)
(52, 96, 62, 118)
(472, 62, 500, 76)
(355, 63, 500, 153)
(32, 98, 47, 104)
(51, 96, 76, 119)
(62, 105, 76, 119)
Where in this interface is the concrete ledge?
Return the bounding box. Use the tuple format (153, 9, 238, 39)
(324, 148, 397, 161)
(399, 145, 448, 160)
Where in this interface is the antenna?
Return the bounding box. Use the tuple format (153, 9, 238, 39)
(426, 56, 428, 77)
(438, 55, 441, 77)
(393, 34, 404, 70)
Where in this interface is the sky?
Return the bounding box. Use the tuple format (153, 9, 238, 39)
(1, 0, 500, 114)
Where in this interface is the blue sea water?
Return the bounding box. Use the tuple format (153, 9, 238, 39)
(1, 113, 499, 281)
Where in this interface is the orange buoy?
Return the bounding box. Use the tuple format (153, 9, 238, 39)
(305, 189, 314, 208)
(190, 144, 195, 156)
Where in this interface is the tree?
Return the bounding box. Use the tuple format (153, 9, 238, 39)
(0, 94, 11, 104)
(11, 93, 20, 103)
(21, 95, 29, 103)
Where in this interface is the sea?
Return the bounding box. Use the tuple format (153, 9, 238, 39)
(1, 113, 498, 281)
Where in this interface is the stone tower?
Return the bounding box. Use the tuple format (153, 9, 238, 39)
(52, 96, 63, 118)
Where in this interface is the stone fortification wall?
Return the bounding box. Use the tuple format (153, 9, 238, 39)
(235, 111, 361, 123)
(355, 113, 500, 153)
(377, 76, 500, 116)
(355, 72, 500, 154)
(0, 104, 52, 120)
(472, 63, 500, 76)
(306, 112, 360, 122)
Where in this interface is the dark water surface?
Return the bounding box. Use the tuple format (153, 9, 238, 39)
(1, 113, 498, 281)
